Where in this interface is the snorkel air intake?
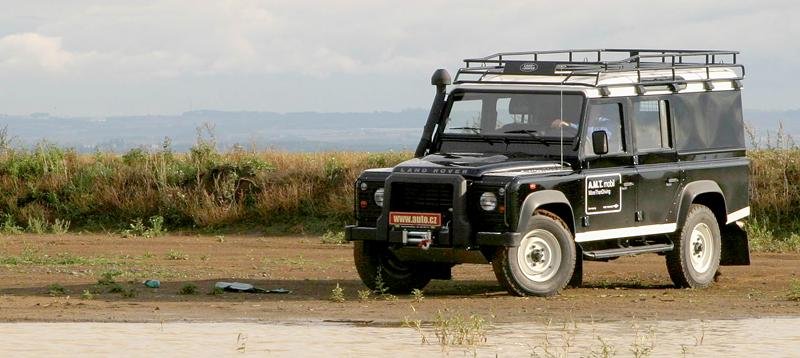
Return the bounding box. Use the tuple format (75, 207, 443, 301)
(414, 69, 451, 158)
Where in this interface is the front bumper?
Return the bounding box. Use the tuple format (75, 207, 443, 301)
(345, 225, 521, 247)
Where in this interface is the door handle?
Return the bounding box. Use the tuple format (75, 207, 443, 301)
(622, 182, 635, 187)
(666, 178, 679, 186)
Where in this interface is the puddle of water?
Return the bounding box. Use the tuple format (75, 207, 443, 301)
(0, 317, 798, 357)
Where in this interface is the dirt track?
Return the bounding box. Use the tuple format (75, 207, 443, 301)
(0, 234, 798, 324)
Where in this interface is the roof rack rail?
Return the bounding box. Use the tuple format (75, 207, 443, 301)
(454, 49, 745, 90)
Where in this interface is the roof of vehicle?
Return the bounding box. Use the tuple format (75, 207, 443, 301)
(453, 49, 745, 98)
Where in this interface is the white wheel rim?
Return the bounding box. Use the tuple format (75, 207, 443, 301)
(689, 223, 714, 274)
(517, 229, 561, 282)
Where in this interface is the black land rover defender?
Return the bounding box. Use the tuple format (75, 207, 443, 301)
(345, 49, 750, 297)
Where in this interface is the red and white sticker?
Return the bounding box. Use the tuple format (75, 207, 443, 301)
(389, 212, 442, 228)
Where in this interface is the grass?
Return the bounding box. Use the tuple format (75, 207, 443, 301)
(47, 283, 67, 296)
(178, 283, 198, 295)
(0, 248, 114, 267)
(320, 230, 346, 245)
(787, 279, 800, 301)
(406, 310, 488, 348)
(0, 129, 409, 235)
(0, 124, 799, 251)
(166, 250, 189, 261)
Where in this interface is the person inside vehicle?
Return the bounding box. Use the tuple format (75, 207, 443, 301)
(552, 103, 622, 154)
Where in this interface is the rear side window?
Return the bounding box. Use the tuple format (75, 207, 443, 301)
(633, 100, 671, 151)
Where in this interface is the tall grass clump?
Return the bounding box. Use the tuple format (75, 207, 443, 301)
(0, 126, 410, 234)
(747, 124, 800, 252)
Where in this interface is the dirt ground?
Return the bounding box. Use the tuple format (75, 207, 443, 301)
(0, 233, 797, 324)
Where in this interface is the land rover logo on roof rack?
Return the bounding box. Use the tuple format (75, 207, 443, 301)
(519, 62, 539, 72)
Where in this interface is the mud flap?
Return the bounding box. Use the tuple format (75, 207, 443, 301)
(720, 223, 750, 266)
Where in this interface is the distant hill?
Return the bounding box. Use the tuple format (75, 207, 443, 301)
(0, 109, 428, 152)
(0, 108, 796, 152)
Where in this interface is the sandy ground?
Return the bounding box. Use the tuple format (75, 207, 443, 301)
(0, 233, 797, 324)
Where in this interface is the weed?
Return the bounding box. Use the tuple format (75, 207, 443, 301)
(200, 255, 209, 261)
(235, 333, 248, 353)
(208, 286, 224, 295)
(122, 216, 167, 238)
(51, 219, 71, 234)
(411, 288, 424, 303)
(373, 267, 389, 295)
(80, 289, 94, 300)
(26, 216, 48, 234)
(629, 323, 656, 358)
(590, 336, 616, 358)
(107, 283, 125, 294)
(402, 316, 428, 344)
(787, 279, 800, 301)
(47, 283, 67, 296)
(97, 270, 123, 286)
(166, 250, 189, 261)
(321, 230, 346, 245)
(357, 289, 372, 301)
(179, 283, 198, 295)
(0, 214, 23, 234)
(431, 310, 488, 347)
(330, 283, 345, 302)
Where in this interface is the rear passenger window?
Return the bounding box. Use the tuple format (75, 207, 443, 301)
(634, 100, 671, 151)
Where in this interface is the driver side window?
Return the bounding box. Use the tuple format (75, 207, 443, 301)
(584, 103, 625, 156)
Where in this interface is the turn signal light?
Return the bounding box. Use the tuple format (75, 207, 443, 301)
(529, 183, 540, 190)
(359, 200, 368, 209)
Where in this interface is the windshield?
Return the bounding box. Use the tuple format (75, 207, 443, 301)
(442, 91, 584, 139)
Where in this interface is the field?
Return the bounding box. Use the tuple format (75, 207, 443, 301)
(0, 233, 798, 324)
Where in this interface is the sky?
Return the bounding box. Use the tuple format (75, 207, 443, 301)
(0, 0, 797, 116)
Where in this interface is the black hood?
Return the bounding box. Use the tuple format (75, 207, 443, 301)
(393, 153, 570, 177)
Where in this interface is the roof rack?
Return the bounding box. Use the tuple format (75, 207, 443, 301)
(454, 49, 745, 91)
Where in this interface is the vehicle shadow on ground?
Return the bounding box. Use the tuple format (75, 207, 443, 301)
(2, 278, 677, 301)
(0, 279, 504, 301)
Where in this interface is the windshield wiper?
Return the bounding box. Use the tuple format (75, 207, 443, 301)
(447, 126, 495, 146)
(503, 129, 550, 146)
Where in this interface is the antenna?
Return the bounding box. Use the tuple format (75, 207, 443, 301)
(559, 89, 564, 166)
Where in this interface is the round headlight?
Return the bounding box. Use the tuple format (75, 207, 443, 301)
(374, 188, 385, 207)
(480, 192, 497, 211)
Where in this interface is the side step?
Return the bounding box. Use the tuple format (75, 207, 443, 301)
(583, 243, 674, 260)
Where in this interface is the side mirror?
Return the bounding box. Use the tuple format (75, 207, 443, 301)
(592, 130, 609, 155)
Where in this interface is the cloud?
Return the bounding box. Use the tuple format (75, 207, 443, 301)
(0, 33, 75, 72)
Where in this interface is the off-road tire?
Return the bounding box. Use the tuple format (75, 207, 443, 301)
(666, 204, 721, 288)
(492, 210, 576, 297)
(353, 241, 432, 294)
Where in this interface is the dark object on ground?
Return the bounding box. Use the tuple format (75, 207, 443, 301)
(214, 282, 291, 294)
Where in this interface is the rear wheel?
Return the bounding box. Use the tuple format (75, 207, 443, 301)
(492, 210, 576, 296)
(353, 241, 432, 294)
(666, 204, 721, 288)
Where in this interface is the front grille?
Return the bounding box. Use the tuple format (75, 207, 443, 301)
(390, 183, 454, 221)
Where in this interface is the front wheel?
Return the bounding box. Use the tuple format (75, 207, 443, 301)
(492, 210, 576, 297)
(666, 204, 721, 288)
(353, 241, 432, 294)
